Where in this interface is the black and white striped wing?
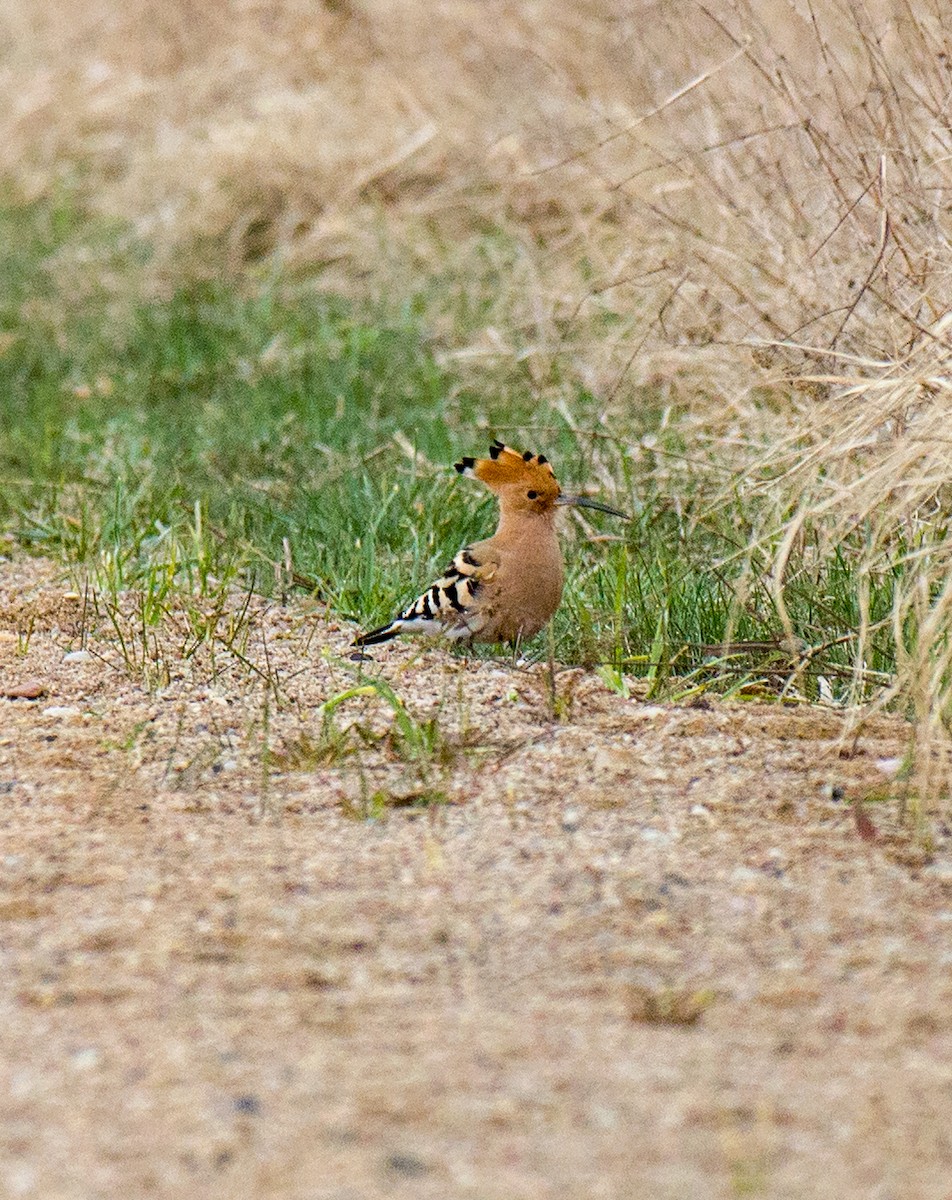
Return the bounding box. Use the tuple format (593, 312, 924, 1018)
(394, 547, 493, 637)
(354, 547, 495, 646)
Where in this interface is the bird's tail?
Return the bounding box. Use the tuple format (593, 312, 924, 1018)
(353, 622, 401, 647)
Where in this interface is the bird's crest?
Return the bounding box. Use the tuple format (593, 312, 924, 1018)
(455, 440, 559, 500)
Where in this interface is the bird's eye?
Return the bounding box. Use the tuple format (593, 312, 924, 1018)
(526, 490, 538, 500)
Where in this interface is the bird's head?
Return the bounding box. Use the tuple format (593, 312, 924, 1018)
(455, 440, 630, 520)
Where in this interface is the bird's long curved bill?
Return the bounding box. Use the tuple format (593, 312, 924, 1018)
(557, 494, 631, 520)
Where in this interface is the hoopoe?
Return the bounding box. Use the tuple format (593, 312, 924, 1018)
(354, 440, 629, 648)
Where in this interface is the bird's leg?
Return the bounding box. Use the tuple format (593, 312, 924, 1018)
(545, 619, 558, 720)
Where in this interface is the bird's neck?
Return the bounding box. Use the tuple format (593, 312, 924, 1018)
(494, 509, 559, 551)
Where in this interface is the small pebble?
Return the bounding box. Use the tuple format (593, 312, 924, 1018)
(3, 680, 46, 700)
(385, 1153, 428, 1178)
(71, 1047, 100, 1071)
(5, 1164, 35, 1195)
(62, 650, 91, 664)
(561, 808, 580, 832)
(42, 706, 80, 719)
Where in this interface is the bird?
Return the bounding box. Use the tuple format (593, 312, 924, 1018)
(354, 440, 629, 648)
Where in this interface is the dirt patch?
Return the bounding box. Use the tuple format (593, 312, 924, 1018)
(1, 556, 950, 1199)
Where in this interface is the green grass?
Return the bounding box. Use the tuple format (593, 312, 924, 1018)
(0, 199, 902, 697)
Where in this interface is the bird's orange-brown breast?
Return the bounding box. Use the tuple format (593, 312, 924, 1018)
(465, 518, 565, 642)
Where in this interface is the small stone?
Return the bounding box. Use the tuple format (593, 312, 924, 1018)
(561, 808, 580, 831)
(42, 706, 80, 719)
(3, 680, 46, 700)
(385, 1153, 428, 1178)
(303, 962, 345, 990)
(71, 1047, 100, 1071)
(62, 650, 91, 663)
(232, 1094, 261, 1115)
(5, 1164, 35, 1195)
(640, 828, 673, 844)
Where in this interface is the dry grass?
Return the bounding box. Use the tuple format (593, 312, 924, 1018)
(6, 2, 949, 353)
(4, 0, 952, 801)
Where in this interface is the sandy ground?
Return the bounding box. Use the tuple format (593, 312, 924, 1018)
(1, 555, 951, 1200)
